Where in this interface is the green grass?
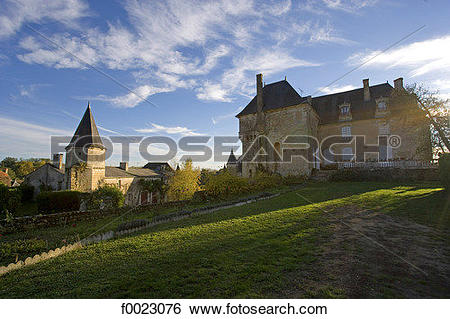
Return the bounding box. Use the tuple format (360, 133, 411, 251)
(0, 182, 448, 298)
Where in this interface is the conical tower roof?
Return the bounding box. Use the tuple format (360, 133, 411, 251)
(66, 103, 104, 149)
(226, 149, 237, 165)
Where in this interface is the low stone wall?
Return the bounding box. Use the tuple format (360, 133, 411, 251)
(0, 192, 279, 276)
(0, 200, 190, 233)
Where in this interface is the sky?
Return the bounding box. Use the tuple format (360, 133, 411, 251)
(1, 0, 450, 168)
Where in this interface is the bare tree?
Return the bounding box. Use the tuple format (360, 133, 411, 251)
(392, 84, 450, 155)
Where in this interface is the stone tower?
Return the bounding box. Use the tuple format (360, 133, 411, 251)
(65, 103, 106, 191)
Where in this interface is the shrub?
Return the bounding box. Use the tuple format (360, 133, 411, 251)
(329, 169, 366, 182)
(282, 174, 308, 185)
(0, 185, 21, 217)
(89, 185, 124, 210)
(0, 239, 48, 265)
(18, 184, 34, 202)
(36, 191, 81, 214)
(167, 160, 201, 201)
(203, 170, 250, 199)
(250, 171, 282, 191)
(438, 153, 450, 190)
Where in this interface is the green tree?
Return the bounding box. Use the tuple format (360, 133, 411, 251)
(166, 159, 201, 201)
(15, 161, 35, 178)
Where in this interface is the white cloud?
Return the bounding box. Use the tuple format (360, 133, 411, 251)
(347, 35, 450, 77)
(0, 116, 71, 157)
(135, 123, 202, 136)
(90, 85, 174, 108)
(196, 82, 232, 102)
(318, 84, 358, 95)
(0, 0, 89, 39)
(321, 0, 378, 13)
(198, 50, 319, 102)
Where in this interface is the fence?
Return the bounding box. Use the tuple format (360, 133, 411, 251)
(337, 159, 439, 170)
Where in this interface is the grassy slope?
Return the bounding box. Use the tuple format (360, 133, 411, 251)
(0, 182, 448, 298)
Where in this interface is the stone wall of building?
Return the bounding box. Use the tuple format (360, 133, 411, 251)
(239, 103, 319, 177)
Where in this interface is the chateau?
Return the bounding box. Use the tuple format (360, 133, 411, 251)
(25, 104, 171, 205)
(234, 74, 431, 177)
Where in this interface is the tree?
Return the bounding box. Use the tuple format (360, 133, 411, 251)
(15, 161, 35, 178)
(166, 159, 201, 201)
(392, 84, 449, 155)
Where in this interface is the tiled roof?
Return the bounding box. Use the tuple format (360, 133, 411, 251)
(0, 171, 11, 186)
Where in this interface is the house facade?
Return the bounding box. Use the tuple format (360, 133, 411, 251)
(236, 74, 432, 177)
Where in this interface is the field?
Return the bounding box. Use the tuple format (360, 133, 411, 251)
(0, 182, 448, 298)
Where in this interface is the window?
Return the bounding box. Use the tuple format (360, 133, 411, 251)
(378, 122, 390, 135)
(377, 101, 387, 111)
(341, 126, 351, 136)
(342, 147, 353, 161)
(340, 105, 350, 115)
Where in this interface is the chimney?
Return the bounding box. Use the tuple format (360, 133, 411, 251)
(52, 153, 63, 170)
(256, 73, 263, 113)
(2, 168, 8, 175)
(394, 77, 404, 90)
(363, 78, 370, 101)
(120, 162, 128, 171)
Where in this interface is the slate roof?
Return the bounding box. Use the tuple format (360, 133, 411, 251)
(143, 162, 174, 173)
(312, 83, 393, 124)
(236, 80, 395, 124)
(105, 166, 160, 178)
(226, 149, 237, 164)
(66, 103, 105, 149)
(237, 80, 306, 117)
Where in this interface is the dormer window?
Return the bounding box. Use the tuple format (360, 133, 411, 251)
(338, 103, 352, 121)
(341, 105, 350, 115)
(377, 101, 387, 111)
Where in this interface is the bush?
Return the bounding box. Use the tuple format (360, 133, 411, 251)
(439, 153, 450, 190)
(18, 184, 34, 202)
(0, 185, 21, 217)
(167, 160, 201, 201)
(250, 171, 282, 191)
(329, 169, 366, 182)
(36, 191, 81, 214)
(203, 170, 250, 200)
(282, 174, 308, 185)
(89, 185, 124, 210)
(0, 239, 48, 265)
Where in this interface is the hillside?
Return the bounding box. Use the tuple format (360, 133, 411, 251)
(0, 182, 449, 298)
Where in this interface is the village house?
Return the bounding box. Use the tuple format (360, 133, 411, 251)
(24, 104, 172, 205)
(234, 74, 432, 177)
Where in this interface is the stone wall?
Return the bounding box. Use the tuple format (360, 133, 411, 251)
(239, 103, 319, 177)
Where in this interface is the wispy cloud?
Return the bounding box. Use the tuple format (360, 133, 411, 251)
(347, 35, 450, 77)
(0, 116, 71, 157)
(135, 123, 202, 136)
(0, 0, 89, 39)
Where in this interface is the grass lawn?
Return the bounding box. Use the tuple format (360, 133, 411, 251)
(0, 182, 448, 298)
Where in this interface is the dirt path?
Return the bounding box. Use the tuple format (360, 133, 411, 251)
(283, 206, 450, 298)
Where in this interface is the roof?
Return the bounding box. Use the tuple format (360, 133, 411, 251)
(66, 103, 104, 150)
(0, 171, 11, 186)
(312, 83, 393, 124)
(105, 166, 160, 178)
(143, 162, 174, 172)
(226, 149, 237, 164)
(236, 80, 395, 124)
(236, 80, 306, 117)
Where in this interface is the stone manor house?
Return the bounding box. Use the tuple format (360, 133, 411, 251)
(24, 104, 172, 205)
(229, 74, 431, 177)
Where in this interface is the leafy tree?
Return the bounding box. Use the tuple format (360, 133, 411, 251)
(89, 185, 124, 209)
(166, 159, 201, 201)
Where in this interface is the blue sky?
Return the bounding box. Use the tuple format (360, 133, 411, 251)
(1, 0, 450, 168)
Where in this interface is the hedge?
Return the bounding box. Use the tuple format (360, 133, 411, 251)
(36, 191, 82, 214)
(439, 153, 450, 190)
